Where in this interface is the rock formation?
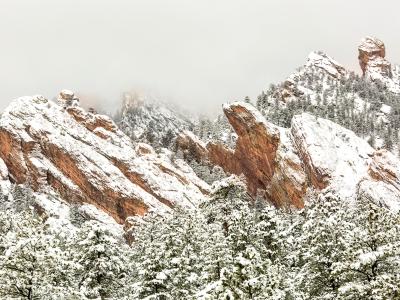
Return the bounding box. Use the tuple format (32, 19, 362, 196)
(178, 102, 400, 211)
(0, 94, 209, 224)
(358, 37, 391, 77)
(57, 89, 80, 108)
(358, 36, 400, 93)
(268, 37, 400, 109)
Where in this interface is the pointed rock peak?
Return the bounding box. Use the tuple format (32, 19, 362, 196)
(305, 51, 347, 78)
(222, 101, 280, 138)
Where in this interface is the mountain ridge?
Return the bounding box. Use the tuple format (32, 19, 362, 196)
(0, 93, 209, 225)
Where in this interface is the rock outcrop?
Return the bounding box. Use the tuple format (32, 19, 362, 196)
(358, 37, 390, 77)
(57, 89, 80, 108)
(0, 95, 209, 224)
(358, 36, 400, 93)
(178, 102, 400, 211)
(266, 37, 400, 110)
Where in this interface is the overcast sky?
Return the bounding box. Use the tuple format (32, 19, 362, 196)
(1, 0, 400, 114)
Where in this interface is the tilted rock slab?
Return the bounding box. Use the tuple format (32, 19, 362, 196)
(178, 102, 400, 211)
(0, 96, 209, 223)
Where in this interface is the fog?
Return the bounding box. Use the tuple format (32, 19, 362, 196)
(1, 0, 400, 114)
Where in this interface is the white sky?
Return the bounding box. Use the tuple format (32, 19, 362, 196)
(0, 0, 399, 114)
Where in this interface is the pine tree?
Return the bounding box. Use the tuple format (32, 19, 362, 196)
(293, 192, 354, 299)
(199, 176, 284, 299)
(132, 214, 173, 299)
(73, 221, 131, 299)
(338, 197, 400, 299)
(0, 209, 77, 299)
(161, 129, 175, 149)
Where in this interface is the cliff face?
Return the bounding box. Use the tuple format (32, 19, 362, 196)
(178, 102, 400, 211)
(0, 95, 209, 224)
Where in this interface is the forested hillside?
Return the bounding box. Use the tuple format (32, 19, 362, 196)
(256, 64, 400, 153)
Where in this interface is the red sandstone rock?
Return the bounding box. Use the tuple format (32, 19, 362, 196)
(178, 102, 400, 211)
(0, 95, 209, 224)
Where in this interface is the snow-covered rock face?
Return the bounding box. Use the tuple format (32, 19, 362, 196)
(178, 102, 400, 210)
(290, 114, 374, 198)
(263, 37, 400, 112)
(358, 36, 400, 93)
(362, 150, 400, 211)
(306, 51, 347, 78)
(0, 95, 209, 223)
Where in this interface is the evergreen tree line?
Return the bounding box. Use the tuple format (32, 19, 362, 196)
(1, 180, 399, 299)
(256, 67, 400, 154)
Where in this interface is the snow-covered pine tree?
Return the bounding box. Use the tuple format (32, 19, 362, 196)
(0, 208, 77, 299)
(199, 176, 284, 299)
(132, 207, 209, 299)
(293, 191, 355, 299)
(72, 221, 131, 299)
(131, 214, 173, 299)
(338, 197, 400, 299)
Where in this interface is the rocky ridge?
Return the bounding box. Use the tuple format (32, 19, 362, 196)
(0, 94, 209, 224)
(255, 36, 400, 152)
(274, 36, 400, 105)
(178, 102, 400, 211)
(1, 36, 400, 227)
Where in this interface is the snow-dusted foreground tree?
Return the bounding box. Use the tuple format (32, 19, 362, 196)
(0, 185, 133, 300)
(130, 177, 400, 299)
(1, 179, 399, 299)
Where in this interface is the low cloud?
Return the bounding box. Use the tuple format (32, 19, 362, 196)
(0, 0, 399, 115)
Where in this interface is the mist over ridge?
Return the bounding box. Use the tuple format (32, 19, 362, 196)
(1, 0, 400, 115)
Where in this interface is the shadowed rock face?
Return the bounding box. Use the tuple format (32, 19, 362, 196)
(0, 95, 209, 223)
(178, 102, 400, 211)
